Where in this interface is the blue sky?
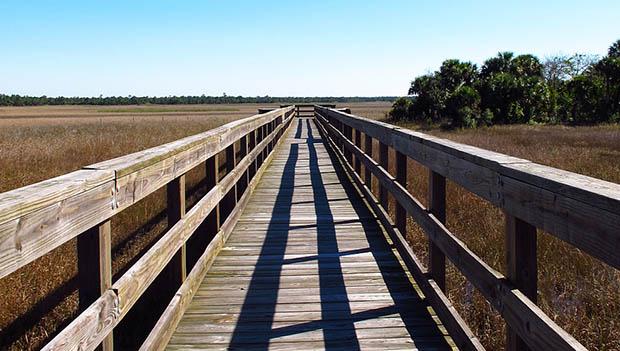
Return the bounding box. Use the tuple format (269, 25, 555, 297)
(0, 1, 618, 97)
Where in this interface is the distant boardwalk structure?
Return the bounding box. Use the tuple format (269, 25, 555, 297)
(1, 105, 618, 350)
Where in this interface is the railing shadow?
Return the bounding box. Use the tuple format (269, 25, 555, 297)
(228, 119, 301, 349)
(227, 117, 449, 350)
(313, 118, 452, 349)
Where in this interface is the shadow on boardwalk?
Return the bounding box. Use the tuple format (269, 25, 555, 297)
(226, 118, 449, 350)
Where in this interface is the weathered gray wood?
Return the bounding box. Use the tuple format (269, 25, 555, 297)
(41, 289, 119, 351)
(0, 107, 293, 281)
(77, 220, 113, 351)
(139, 112, 295, 351)
(428, 171, 446, 292)
(315, 115, 484, 351)
(221, 143, 237, 226)
(41, 112, 294, 351)
(317, 113, 586, 350)
(167, 117, 451, 351)
(395, 151, 407, 235)
(316, 106, 620, 270)
(0, 170, 115, 279)
(364, 133, 373, 188)
(506, 214, 537, 351)
(165, 175, 187, 286)
(379, 142, 389, 209)
(354, 129, 362, 176)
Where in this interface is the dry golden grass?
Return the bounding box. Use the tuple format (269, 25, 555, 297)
(2, 101, 617, 350)
(382, 121, 620, 350)
(0, 102, 386, 350)
(0, 104, 277, 350)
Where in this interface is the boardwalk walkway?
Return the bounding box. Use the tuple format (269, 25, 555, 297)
(166, 118, 453, 350)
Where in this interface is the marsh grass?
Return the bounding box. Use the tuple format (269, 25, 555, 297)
(0, 109, 247, 350)
(381, 121, 620, 350)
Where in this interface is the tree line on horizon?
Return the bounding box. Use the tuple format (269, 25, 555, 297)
(0, 94, 396, 106)
(390, 39, 620, 128)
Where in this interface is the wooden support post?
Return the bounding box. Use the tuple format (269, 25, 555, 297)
(505, 214, 537, 351)
(248, 130, 257, 180)
(354, 129, 362, 176)
(238, 135, 248, 200)
(256, 125, 263, 167)
(364, 134, 373, 189)
(262, 124, 269, 160)
(166, 175, 186, 284)
(395, 151, 407, 234)
(221, 143, 236, 226)
(379, 142, 389, 209)
(428, 171, 446, 291)
(344, 124, 353, 165)
(77, 220, 112, 351)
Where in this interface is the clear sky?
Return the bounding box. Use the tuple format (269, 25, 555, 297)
(1, 0, 618, 97)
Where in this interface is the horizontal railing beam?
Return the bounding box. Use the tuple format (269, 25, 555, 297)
(316, 106, 620, 270)
(41, 112, 294, 351)
(0, 107, 294, 280)
(315, 112, 586, 351)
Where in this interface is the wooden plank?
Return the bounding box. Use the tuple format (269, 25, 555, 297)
(317, 114, 586, 350)
(364, 133, 373, 189)
(164, 175, 187, 286)
(77, 220, 113, 351)
(167, 117, 451, 351)
(41, 113, 294, 351)
(428, 171, 446, 292)
(317, 106, 620, 269)
(379, 141, 389, 209)
(315, 114, 483, 351)
(221, 143, 236, 226)
(506, 214, 537, 351)
(354, 129, 362, 176)
(395, 150, 407, 235)
(139, 116, 295, 351)
(41, 289, 119, 351)
(0, 170, 115, 279)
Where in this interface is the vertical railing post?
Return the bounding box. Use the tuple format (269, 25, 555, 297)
(354, 129, 362, 176)
(257, 125, 264, 167)
(262, 124, 269, 161)
(344, 124, 353, 165)
(505, 214, 537, 351)
(428, 171, 446, 291)
(166, 175, 187, 283)
(221, 143, 236, 226)
(364, 134, 372, 189)
(395, 151, 407, 234)
(77, 220, 112, 351)
(379, 142, 389, 209)
(237, 135, 248, 200)
(248, 130, 257, 180)
(200, 154, 220, 256)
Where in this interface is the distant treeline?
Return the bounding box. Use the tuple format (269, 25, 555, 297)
(390, 39, 620, 127)
(0, 95, 396, 106)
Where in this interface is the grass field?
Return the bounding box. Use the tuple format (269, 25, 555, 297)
(0, 101, 618, 350)
(386, 121, 620, 350)
(0, 102, 390, 350)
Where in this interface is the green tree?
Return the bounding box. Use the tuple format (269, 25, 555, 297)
(388, 97, 412, 120)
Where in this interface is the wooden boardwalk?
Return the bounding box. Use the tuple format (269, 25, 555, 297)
(166, 118, 453, 350)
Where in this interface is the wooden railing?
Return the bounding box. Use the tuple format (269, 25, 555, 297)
(0, 106, 295, 350)
(315, 106, 620, 351)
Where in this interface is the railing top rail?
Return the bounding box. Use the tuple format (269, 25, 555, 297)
(316, 106, 620, 269)
(0, 106, 294, 279)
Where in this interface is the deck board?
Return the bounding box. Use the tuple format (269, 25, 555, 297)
(167, 118, 453, 350)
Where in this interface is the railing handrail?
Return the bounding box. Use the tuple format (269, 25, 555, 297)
(38, 106, 296, 350)
(314, 105, 618, 350)
(0, 106, 294, 279)
(316, 106, 620, 268)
